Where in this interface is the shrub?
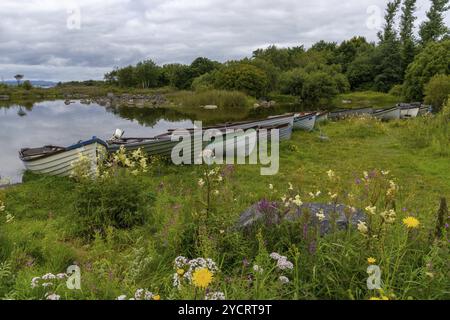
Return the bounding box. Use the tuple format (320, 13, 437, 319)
(388, 84, 403, 98)
(22, 81, 33, 90)
(424, 74, 450, 112)
(73, 172, 155, 237)
(214, 64, 269, 97)
(403, 40, 450, 101)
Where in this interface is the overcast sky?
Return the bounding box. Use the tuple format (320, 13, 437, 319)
(0, 0, 448, 81)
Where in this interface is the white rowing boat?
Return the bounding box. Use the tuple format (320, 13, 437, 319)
(293, 113, 316, 131)
(19, 137, 108, 177)
(373, 106, 401, 120)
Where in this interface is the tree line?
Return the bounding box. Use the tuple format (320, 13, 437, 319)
(104, 0, 449, 106)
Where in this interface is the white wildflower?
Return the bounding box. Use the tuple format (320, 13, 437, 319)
(117, 295, 127, 300)
(316, 212, 326, 222)
(293, 195, 303, 207)
(205, 291, 226, 300)
(279, 276, 290, 284)
(357, 220, 368, 234)
(365, 206, 377, 215)
(270, 252, 281, 260)
(253, 265, 264, 274)
(31, 277, 40, 288)
(45, 293, 60, 300)
(198, 178, 205, 187)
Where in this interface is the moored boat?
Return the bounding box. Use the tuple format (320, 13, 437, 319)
(418, 105, 431, 115)
(315, 111, 329, 123)
(19, 137, 108, 177)
(293, 112, 316, 131)
(398, 104, 420, 118)
(373, 106, 401, 120)
(329, 107, 373, 120)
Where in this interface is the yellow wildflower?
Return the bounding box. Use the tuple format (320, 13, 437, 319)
(152, 295, 161, 300)
(177, 269, 185, 276)
(192, 268, 213, 289)
(403, 216, 420, 229)
(367, 257, 376, 264)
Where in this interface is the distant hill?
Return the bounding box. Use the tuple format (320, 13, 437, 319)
(2, 80, 58, 88)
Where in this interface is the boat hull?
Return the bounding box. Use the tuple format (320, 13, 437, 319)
(373, 107, 401, 120)
(316, 112, 329, 123)
(293, 114, 316, 131)
(329, 107, 373, 120)
(21, 142, 106, 177)
(400, 107, 419, 119)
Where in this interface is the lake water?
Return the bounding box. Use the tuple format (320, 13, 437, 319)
(0, 100, 308, 185)
(0, 100, 196, 184)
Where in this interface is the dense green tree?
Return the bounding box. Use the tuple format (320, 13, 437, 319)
(403, 40, 450, 100)
(190, 57, 220, 78)
(252, 45, 304, 71)
(346, 51, 377, 90)
(424, 74, 450, 111)
(400, 0, 417, 75)
(374, 0, 403, 92)
(134, 60, 161, 88)
(279, 68, 308, 96)
(117, 66, 137, 87)
(336, 37, 373, 72)
(22, 80, 32, 90)
(215, 63, 269, 97)
(419, 0, 450, 45)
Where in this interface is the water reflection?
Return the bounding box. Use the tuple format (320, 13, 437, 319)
(0, 100, 309, 184)
(0, 101, 194, 184)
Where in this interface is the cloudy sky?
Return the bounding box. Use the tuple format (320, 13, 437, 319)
(0, 0, 448, 81)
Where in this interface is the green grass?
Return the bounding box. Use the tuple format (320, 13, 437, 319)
(332, 91, 402, 109)
(0, 112, 449, 300)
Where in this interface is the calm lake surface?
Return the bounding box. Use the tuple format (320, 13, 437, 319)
(0, 100, 305, 185)
(0, 100, 195, 184)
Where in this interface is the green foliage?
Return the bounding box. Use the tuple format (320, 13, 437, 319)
(22, 80, 33, 90)
(419, 0, 450, 45)
(215, 64, 269, 97)
(73, 172, 155, 237)
(424, 74, 450, 111)
(171, 90, 250, 108)
(403, 40, 450, 101)
(399, 0, 417, 75)
(388, 84, 404, 97)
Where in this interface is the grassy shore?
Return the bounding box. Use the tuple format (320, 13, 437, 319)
(0, 106, 448, 300)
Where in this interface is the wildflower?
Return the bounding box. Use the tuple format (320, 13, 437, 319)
(365, 206, 377, 215)
(177, 269, 185, 276)
(42, 282, 53, 287)
(153, 295, 161, 300)
(279, 276, 290, 284)
(357, 220, 368, 234)
(205, 291, 225, 300)
(293, 195, 303, 207)
(369, 296, 388, 300)
(380, 209, 396, 224)
(5, 213, 14, 223)
(327, 170, 335, 179)
(316, 212, 326, 222)
(386, 180, 398, 196)
(192, 268, 213, 289)
(42, 273, 56, 280)
(281, 195, 287, 202)
(269, 184, 273, 190)
(174, 256, 188, 268)
(276, 256, 294, 270)
(0, 201, 5, 212)
(213, 190, 219, 196)
(363, 171, 369, 180)
(31, 277, 40, 288)
(367, 257, 376, 264)
(198, 179, 205, 187)
(328, 192, 338, 200)
(270, 252, 282, 260)
(403, 216, 420, 229)
(315, 190, 321, 197)
(253, 265, 264, 274)
(45, 293, 60, 300)
(288, 182, 293, 190)
(309, 192, 315, 198)
(217, 175, 223, 182)
(117, 295, 127, 300)
(381, 170, 390, 176)
(56, 273, 67, 279)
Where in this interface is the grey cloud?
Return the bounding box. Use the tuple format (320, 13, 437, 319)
(0, 0, 448, 81)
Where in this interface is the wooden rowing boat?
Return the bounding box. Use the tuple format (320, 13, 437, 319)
(329, 107, 373, 120)
(293, 113, 316, 131)
(19, 137, 108, 177)
(373, 106, 401, 120)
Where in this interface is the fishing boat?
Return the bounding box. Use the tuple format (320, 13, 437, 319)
(373, 106, 401, 120)
(19, 137, 108, 177)
(293, 112, 316, 131)
(315, 111, 329, 123)
(398, 103, 420, 118)
(418, 105, 431, 115)
(329, 107, 373, 120)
